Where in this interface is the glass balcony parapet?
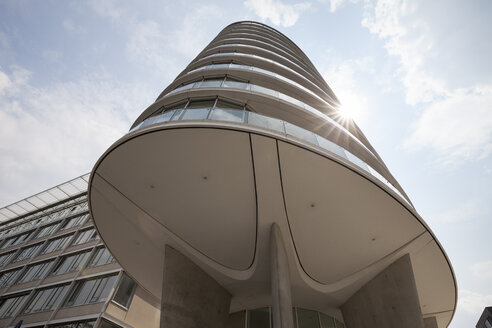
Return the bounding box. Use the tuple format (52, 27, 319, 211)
(130, 107, 411, 206)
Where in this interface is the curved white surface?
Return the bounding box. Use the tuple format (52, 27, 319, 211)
(89, 123, 456, 328)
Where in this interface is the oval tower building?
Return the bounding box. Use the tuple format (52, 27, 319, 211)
(88, 21, 456, 328)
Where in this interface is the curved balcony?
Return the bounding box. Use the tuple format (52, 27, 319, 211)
(131, 103, 410, 206)
(156, 78, 379, 163)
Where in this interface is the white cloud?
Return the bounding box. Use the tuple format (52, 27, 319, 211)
(171, 4, 225, 56)
(459, 289, 492, 315)
(244, 0, 311, 27)
(472, 261, 492, 281)
(431, 200, 481, 223)
(405, 86, 492, 163)
(361, 0, 492, 164)
(0, 66, 153, 206)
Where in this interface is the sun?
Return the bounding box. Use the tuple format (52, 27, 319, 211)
(336, 105, 355, 120)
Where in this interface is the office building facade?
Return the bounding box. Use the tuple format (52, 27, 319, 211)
(1, 21, 456, 328)
(0, 175, 160, 328)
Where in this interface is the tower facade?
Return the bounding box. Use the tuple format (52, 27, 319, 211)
(88, 21, 456, 328)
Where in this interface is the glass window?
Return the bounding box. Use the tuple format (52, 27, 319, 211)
(1, 231, 33, 249)
(187, 99, 216, 109)
(164, 101, 187, 111)
(248, 308, 270, 328)
(151, 110, 175, 124)
(485, 320, 492, 328)
(99, 320, 122, 328)
(41, 234, 73, 255)
(48, 320, 96, 328)
(0, 294, 28, 318)
(87, 248, 115, 267)
(0, 268, 22, 288)
(61, 214, 89, 230)
(50, 251, 91, 276)
(35, 222, 61, 238)
(113, 273, 136, 308)
(64, 274, 118, 307)
(297, 308, 320, 328)
(210, 108, 245, 123)
(319, 313, 336, 328)
(71, 229, 98, 246)
(16, 260, 54, 284)
(215, 99, 244, 111)
(12, 243, 43, 262)
(181, 108, 211, 120)
(170, 108, 184, 121)
(23, 284, 70, 314)
(0, 251, 15, 266)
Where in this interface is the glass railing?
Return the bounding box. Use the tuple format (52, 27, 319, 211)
(131, 108, 411, 206)
(200, 43, 324, 89)
(211, 37, 311, 73)
(163, 79, 376, 160)
(189, 63, 333, 111)
(223, 31, 299, 60)
(184, 51, 335, 104)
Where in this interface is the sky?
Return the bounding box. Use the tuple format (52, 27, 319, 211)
(0, 0, 490, 326)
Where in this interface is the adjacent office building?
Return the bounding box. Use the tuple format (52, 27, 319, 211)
(0, 21, 456, 328)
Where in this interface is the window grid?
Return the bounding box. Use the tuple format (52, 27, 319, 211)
(41, 234, 73, 255)
(12, 243, 43, 263)
(88, 247, 115, 268)
(16, 260, 54, 284)
(50, 251, 91, 276)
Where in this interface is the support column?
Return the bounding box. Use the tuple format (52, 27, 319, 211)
(341, 254, 424, 328)
(161, 246, 231, 328)
(270, 223, 294, 328)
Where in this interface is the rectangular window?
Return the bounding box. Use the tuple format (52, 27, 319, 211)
(0, 294, 28, 318)
(0, 251, 15, 266)
(23, 284, 70, 314)
(64, 274, 117, 307)
(16, 260, 54, 284)
(12, 243, 43, 263)
(297, 308, 320, 328)
(0, 231, 33, 249)
(112, 273, 136, 308)
(87, 247, 115, 267)
(50, 251, 91, 276)
(248, 308, 270, 328)
(71, 229, 98, 246)
(40, 235, 73, 255)
(61, 214, 89, 230)
(99, 320, 122, 328)
(48, 320, 96, 328)
(35, 222, 61, 238)
(0, 268, 22, 288)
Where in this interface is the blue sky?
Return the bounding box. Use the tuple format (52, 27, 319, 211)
(0, 0, 491, 326)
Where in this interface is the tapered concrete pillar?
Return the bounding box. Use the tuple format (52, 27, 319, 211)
(161, 246, 231, 328)
(341, 254, 424, 328)
(270, 223, 294, 328)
